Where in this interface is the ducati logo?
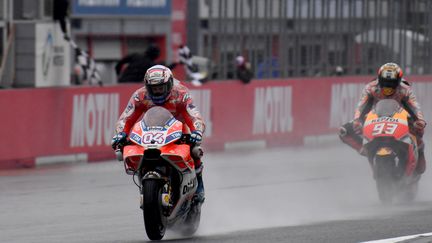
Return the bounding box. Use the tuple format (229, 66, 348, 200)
(182, 178, 197, 194)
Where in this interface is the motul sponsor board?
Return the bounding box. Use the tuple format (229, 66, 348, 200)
(69, 93, 119, 147)
(1, 76, 431, 169)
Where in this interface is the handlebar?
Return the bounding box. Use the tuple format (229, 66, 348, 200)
(179, 134, 195, 145)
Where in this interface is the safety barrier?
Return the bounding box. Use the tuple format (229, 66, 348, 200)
(1, 76, 432, 169)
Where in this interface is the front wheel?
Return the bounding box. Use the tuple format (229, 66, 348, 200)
(376, 177, 395, 204)
(374, 155, 397, 204)
(142, 179, 167, 240)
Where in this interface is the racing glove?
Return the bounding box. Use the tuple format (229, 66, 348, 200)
(111, 132, 127, 150)
(413, 119, 426, 136)
(352, 119, 363, 135)
(189, 131, 203, 144)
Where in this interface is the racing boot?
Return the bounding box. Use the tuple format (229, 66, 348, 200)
(416, 140, 426, 174)
(339, 122, 364, 156)
(416, 150, 426, 174)
(191, 145, 205, 204)
(194, 164, 205, 204)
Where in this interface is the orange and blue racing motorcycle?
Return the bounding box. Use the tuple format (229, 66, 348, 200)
(362, 99, 421, 203)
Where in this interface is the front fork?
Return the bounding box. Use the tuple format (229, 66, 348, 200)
(140, 170, 172, 216)
(161, 183, 172, 212)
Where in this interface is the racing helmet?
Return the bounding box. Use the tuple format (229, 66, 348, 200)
(377, 63, 403, 96)
(144, 65, 174, 105)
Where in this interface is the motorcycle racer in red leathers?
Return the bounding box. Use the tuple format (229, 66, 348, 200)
(111, 64, 206, 203)
(339, 63, 427, 174)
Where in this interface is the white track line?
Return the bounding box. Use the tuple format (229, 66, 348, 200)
(361, 232, 432, 243)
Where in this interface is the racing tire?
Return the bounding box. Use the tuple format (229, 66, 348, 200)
(374, 155, 396, 204)
(142, 179, 167, 240)
(376, 177, 394, 204)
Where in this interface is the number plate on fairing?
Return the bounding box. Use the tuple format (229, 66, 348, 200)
(363, 117, 409, 141)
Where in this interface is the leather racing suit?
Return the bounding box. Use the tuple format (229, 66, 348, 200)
(115, 79, 206, 172)
(339, 79, 427, 173)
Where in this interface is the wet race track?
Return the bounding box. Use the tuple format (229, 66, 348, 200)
(1, 144, 432, 243)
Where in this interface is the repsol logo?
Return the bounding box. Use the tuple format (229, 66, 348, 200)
(253, 86, 294, 135)
(182, 178, 197, 195)
(371, 117, 399, 123)
(70, 93, 119, 147)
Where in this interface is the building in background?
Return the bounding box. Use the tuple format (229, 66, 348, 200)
(1, 0, 432, 87)
(70, 0, 188, 84)
(0, 0, 71, 88)
(0, 0, 188, 87)
(190, 0, 432, 79)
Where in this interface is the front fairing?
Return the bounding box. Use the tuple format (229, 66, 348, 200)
(362, 102, 410, 144)
(122, 108, 186, 173)
(362, 100, 418, 177)
(129, 117, 184, 148)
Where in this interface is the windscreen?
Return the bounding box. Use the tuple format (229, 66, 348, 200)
(374, 99, 401, 117)
(143, 106, 174, 127)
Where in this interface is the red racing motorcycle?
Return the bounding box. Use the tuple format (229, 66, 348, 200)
(116, 106, 201, 240)
(362, 99, 421, 203)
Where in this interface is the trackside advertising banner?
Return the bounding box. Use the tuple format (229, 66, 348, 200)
(1, 76, 432, 169)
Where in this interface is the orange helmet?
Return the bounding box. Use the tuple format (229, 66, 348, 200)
(377, 63, 403, 96)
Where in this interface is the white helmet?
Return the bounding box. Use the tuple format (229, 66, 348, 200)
(144, 65, 174, 104)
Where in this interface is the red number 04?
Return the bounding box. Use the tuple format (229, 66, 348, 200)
(372, 123, 398, 135)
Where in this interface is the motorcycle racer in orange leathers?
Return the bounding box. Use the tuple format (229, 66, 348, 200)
(339, 63, 427, 174)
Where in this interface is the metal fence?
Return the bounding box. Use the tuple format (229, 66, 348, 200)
(0, 23, 14, 88)
(201, 0, 432, 79)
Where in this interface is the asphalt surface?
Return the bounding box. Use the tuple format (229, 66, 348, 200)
(1, 144, 432, 243)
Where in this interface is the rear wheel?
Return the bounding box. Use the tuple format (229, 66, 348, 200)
(142, 179, 166, 240)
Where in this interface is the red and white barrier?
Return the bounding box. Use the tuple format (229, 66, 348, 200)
(1, 76, 432, 169)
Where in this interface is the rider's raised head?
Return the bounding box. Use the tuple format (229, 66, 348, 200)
(377, 62, 403, 96)
(144, 65, 174, 105)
